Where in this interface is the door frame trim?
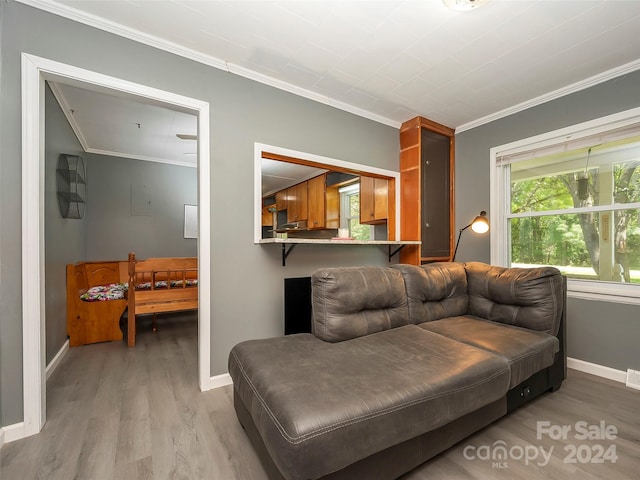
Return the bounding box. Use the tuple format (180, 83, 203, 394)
(21, 52, 212, 437)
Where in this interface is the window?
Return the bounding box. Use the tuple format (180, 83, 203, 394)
(339, 183, 373, 240)
(491, 107, 640, 304)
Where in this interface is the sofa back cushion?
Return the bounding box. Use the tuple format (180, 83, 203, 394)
(465, 262, 564, 335)
(311, 267, 410, 342)
(392, 263, 469, 324)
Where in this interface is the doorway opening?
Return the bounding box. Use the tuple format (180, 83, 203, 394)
(21, 53, 212, 438)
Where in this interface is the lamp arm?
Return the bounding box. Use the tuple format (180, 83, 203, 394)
(452, 223, 472, 262)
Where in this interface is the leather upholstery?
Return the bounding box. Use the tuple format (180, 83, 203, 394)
(229, 325, 510, 480)
(420, 316, 559, 388)
(464, 262, 564, 335)
(392, 263, 468, 324)
(311, 266, 409, 342)
(230, 262, 566, 480)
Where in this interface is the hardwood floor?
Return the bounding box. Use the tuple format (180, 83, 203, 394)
(1, 314, 638, 479)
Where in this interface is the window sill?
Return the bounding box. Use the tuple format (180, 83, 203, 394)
(567, 279, 640, 305)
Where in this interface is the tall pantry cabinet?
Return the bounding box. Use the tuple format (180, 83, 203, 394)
(399, 116, 455, 265)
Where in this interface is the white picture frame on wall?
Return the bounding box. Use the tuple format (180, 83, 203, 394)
(184, 204, 198, 238)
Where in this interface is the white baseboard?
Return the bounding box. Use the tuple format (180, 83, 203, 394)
(1, 340, 69, 448)
(567, 357, 628, 384)
(209, 373, 233, 390)
(1, 422, 26, 445)
(46, 339, 69, 380)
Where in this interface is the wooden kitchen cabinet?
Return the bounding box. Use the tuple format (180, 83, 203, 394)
(399, 116, 454, 264)
(360, 176, 388, 225)
(275, 190, 288, 211)
(325, 185, 340, 229)
(287, 181, 308, 223)
(262, 204, 275, 227)
(307, 174, 326, 229)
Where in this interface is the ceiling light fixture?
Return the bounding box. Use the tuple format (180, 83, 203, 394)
(443, 0, 490, 12)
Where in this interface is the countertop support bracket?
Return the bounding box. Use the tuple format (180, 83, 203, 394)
(388, 244, 406, 262)
(282, 243, 296, 267)
(259, 238, 421, 266)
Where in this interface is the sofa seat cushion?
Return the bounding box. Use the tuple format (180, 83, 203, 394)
(419, 316, 559, 388)
(229, 325, 510, 480)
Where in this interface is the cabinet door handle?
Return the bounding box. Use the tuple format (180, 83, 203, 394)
(425, 222, 430, 228)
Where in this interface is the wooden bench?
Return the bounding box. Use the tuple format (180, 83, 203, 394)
(66, 261, 128, 346)
(126, 252, 198, 347)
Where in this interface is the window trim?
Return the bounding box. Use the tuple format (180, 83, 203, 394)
(339, 183, 374, 239)
(339, 183, 360, 232)
(490, 106, 640, 305)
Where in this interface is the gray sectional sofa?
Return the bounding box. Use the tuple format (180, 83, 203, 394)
(229, 262, 566, 480)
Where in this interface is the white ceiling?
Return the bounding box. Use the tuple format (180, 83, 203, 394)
(261, 159, 328, 196)
(33, 0, 640, 131)
(30, 0, 640, 169)
(49, 81, 198, 166)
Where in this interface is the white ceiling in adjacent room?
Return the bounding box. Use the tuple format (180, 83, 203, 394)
(49, 82, 198, 167)
(261, 159, 328, 196)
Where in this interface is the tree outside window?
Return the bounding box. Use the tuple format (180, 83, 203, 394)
(508, 137, 640, 283)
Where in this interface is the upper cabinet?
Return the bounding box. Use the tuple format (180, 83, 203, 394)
(262, 204, 275, 227)
(360, 176, 388, 224)
(307, 174, 327, 229)
(275, 190, 288, 211)
(399, 116, 455, 264)
(286, 181, 308, 223)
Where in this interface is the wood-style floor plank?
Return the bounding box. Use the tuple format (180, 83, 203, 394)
(1, 312, 638, 479)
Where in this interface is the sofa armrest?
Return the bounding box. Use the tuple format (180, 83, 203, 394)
(464, 262, 565, 336)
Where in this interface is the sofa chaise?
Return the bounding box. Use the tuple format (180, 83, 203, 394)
(229, 262, 566, 480)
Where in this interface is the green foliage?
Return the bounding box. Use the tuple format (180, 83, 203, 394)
(511, 161, 640, 280)
(347, 193, 371, 240)
(510, 176, 573, 214)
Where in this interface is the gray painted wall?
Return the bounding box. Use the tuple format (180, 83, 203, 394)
(44, 85, 87, 364)
(84, 154, 197, 260)
(1, 2, 399, 425)
(455, 70, 640, 373)
(7, 1, 636, 431)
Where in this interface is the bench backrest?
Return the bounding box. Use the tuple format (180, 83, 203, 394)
(68, 261, 127, 295)
(127, 252, 198, 316)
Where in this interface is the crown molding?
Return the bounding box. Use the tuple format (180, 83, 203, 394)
(47, 80, 91, 151)
(456, 58, 640, 133)
(85, 147, 198, 168)
(17, 0, 401, 129)
(17, 0, 640, 134)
